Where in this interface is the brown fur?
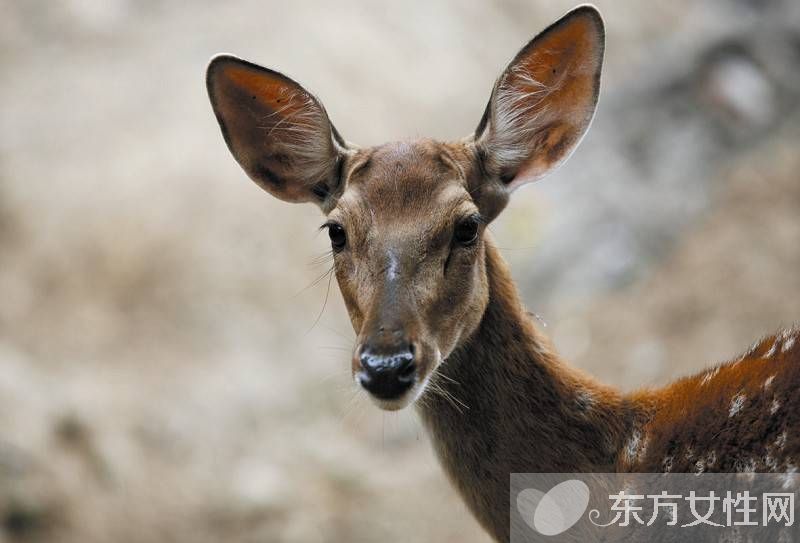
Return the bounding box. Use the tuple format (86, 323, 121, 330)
(629, 331, 800, 474)
(206, 6, 799, 542)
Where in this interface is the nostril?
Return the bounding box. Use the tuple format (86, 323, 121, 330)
(359, 352, 377, 374)
(397, 363, 415, 382)
(397, 355, 416, 383)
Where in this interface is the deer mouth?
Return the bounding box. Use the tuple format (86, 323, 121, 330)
(360, 372, 434, 411)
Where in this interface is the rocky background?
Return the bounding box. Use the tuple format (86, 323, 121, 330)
(1, 0, 799, 541)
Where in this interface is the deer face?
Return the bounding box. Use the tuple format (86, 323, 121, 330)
(206, 6, 604, 410)
(325, 141, 491, 409)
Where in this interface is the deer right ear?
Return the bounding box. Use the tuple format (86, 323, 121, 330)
(206, 55, 349, 208)
(472, 5, 604, 211)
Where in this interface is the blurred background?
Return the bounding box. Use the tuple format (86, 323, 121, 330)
(1, 0, 799, 541)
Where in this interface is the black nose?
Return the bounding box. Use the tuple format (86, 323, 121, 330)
(357, 345, 417, 400)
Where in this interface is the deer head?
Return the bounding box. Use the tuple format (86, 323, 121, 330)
(206, 6, 604, 410)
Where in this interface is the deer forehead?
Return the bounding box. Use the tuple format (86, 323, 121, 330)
(330, 142, 477, 236)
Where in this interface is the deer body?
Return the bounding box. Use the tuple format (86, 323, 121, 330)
(418, 239, 799, 540)
(206, 6, 799, 542)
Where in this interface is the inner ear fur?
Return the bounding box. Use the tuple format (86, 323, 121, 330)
(206, 55, 348, 206)
(475, 5, 605, 192)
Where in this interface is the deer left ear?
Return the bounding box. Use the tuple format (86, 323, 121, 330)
(474, 5, 604, 194)
(206, 55, 350, 208)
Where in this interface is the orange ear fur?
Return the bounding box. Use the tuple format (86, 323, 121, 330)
(476, 5, 604, 190)
(207, 55, 347, 205)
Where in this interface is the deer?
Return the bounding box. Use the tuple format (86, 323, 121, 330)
(205, 5, 800, 542)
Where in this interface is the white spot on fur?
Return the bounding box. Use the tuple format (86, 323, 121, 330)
(694, 451, 717, 475)
(624, 429, 648, 465)
(763, 374, 776, 389)
(662, 455, 673, 473)
(765, 454, 778, 471)
(729, 393, 746, 417)
(742, 339, 761, 359)
(575, 390, 595, 412)
(770, 399, 781, 415)
(764, 340, 779, 358)
(700, 367, 720, 386)
(775, 432, 787, 449)
(783, 334, 796, 353)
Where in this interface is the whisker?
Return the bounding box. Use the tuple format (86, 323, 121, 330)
(435, 385, 468, 414)
(310, 250, 334, 267)
(427, 371, 469, 413)
(433, 369, 461, 386)
(339, 387, 367, 426)
(293, 264, 335, 298)
(305, 267, 336, 334)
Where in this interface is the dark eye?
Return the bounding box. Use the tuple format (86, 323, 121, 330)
(327, 223, 347, 251)
(454, 216, 480, 246)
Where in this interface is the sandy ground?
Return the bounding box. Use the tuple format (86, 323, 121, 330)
(0, 1, 798, 541)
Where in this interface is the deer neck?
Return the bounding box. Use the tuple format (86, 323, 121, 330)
(417, 241, 644, 540)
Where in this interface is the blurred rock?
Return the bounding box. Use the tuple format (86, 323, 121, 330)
(700, 45, 777, 135)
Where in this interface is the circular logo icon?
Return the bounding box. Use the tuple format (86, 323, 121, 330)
(517, 479, 591, 536)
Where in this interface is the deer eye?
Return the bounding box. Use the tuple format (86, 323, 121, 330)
(454, 216, 480, 246)
(327, 223, 347, 251)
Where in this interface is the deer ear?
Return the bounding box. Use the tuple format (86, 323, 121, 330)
(206, 55, 349, 206)
(474, 5, 604, 192)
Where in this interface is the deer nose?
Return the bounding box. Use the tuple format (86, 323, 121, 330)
(357, 343, 417, 400)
